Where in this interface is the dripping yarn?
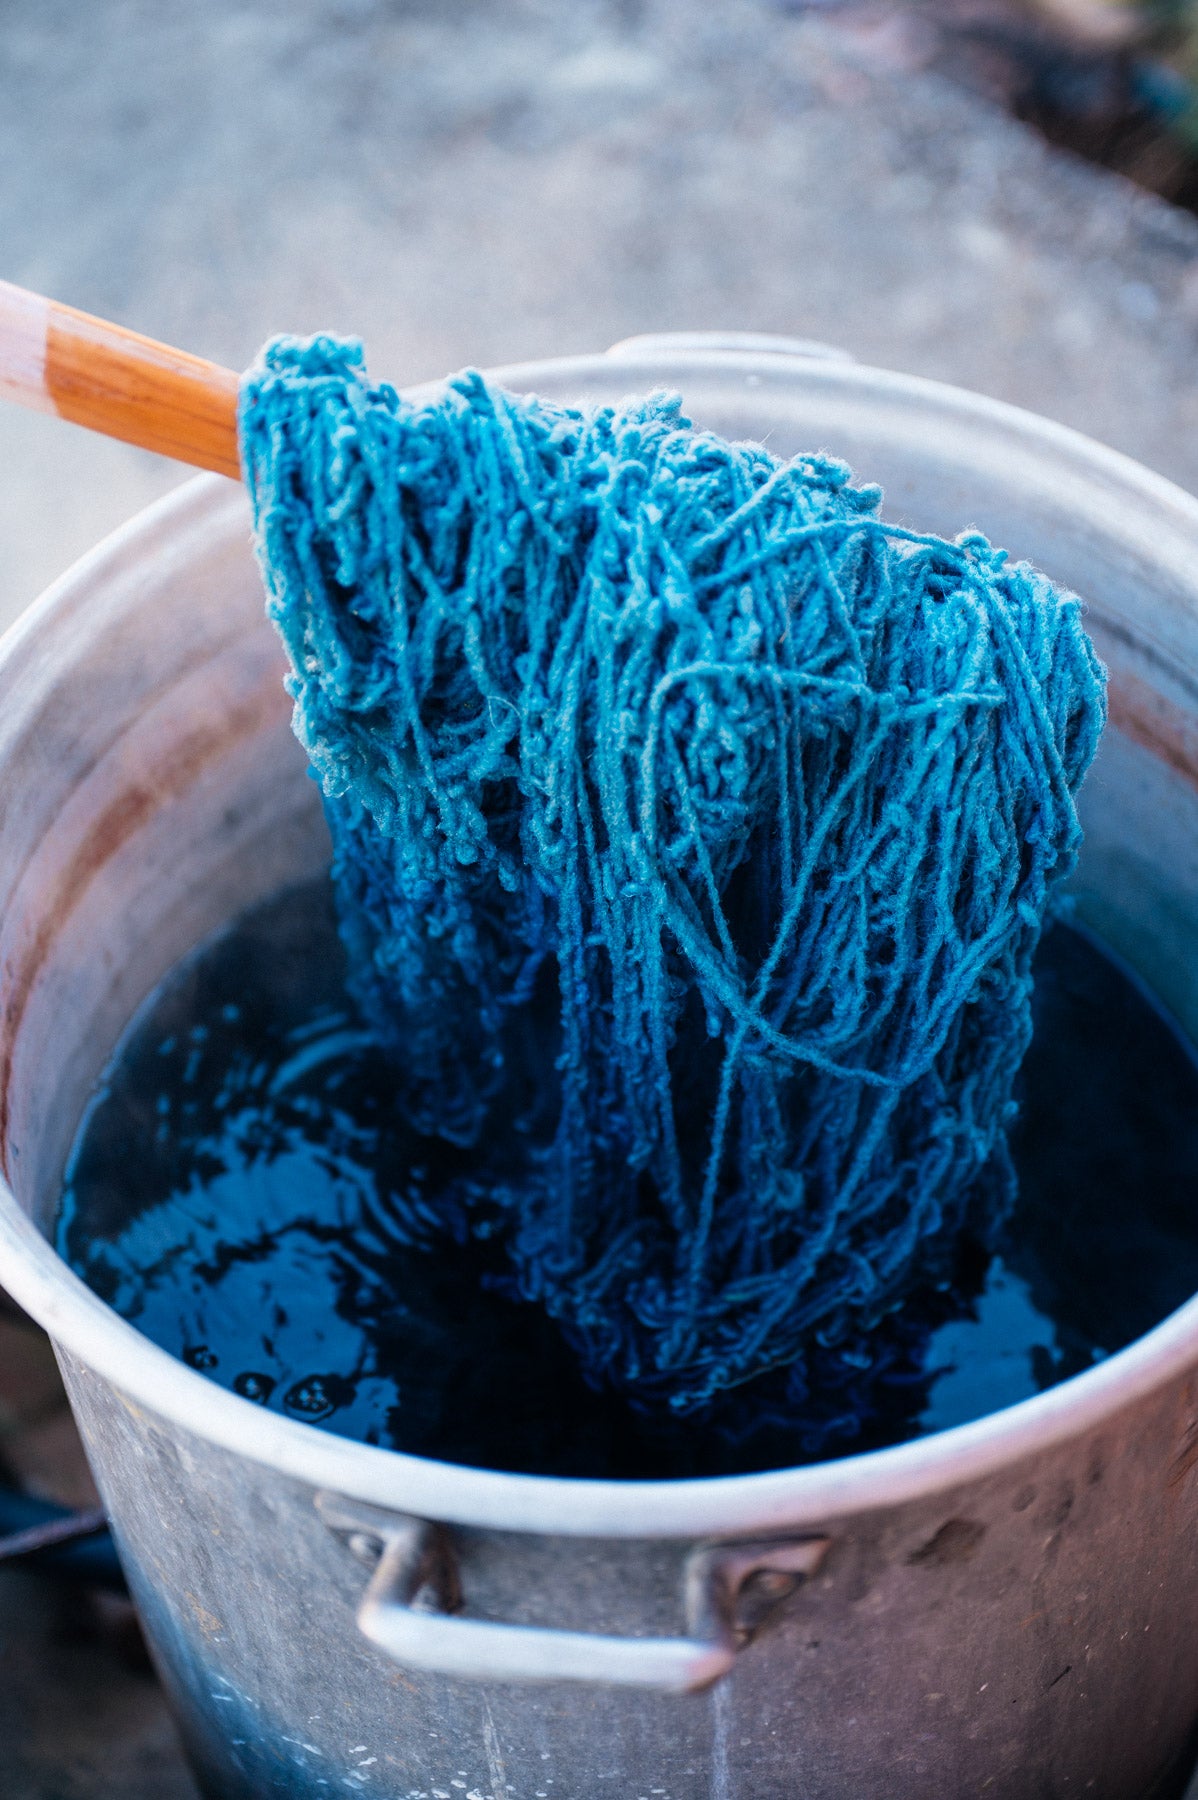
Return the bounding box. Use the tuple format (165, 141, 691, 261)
(240, 335, 1106, 1419)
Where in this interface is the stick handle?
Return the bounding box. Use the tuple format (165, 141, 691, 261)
(0, 279, 241, 478)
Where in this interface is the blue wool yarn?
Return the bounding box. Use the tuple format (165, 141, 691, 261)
(240, 335, 1107, 1417)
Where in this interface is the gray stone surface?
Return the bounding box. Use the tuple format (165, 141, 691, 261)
(2, 1, 1198, 1795)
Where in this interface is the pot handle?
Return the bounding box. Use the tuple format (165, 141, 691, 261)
(316, 1492, 828, 1695)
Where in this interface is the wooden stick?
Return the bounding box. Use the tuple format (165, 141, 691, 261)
(0, 279, 241, 479)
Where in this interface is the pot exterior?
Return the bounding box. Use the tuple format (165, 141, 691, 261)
(59, 1348, 1198, 1800)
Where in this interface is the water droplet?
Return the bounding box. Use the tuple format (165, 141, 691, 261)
(233, 1371, 277, 1404)
(284, 1374, 354, 1420)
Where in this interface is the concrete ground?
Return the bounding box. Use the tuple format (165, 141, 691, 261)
(3, 0, 1198, 1795)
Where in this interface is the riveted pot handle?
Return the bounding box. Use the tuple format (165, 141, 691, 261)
(316, 1492, 828, 1695)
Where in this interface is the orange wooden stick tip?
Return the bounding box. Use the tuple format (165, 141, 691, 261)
(0, 278, 242, 480)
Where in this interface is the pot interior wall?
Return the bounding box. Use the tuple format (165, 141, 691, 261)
(0, 479, 332, 1234)
(1, 356, 1196, 1263)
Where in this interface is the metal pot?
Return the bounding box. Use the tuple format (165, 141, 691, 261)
(2, 335, 1198, 1800)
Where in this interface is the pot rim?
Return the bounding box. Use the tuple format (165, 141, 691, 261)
(4, 347, 1198, 1541)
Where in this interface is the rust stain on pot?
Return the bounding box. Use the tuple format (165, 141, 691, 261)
(1167, 1419, 1198, 1490)
(1107, 671, 1198, 793)
(0, 684, 282, 1180)
(184, 1589, 225, 1639)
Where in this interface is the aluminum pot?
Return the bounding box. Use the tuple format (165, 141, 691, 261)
(2, 334, 1198, 1800)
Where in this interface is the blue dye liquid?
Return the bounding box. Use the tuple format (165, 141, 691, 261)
(56, 880, 1198, 1478)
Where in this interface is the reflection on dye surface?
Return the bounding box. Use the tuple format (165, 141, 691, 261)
(57, 881, 1198, 1477)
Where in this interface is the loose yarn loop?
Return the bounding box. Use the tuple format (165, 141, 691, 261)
(241, 335, 1107, 1419)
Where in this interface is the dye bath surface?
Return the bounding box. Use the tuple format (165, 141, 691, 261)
(57, 879, 1198, 1478)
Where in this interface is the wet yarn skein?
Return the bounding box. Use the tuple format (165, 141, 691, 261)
(241, 336, 1107, 1418)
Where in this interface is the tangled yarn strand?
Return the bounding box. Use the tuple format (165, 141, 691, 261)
(242, 335, 1107, 1422)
